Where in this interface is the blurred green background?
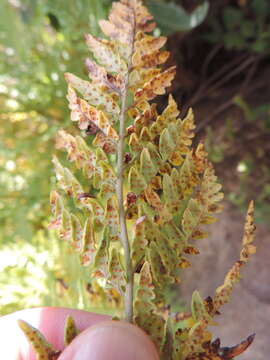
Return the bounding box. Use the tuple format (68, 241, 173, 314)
(0, 0, 269, 316)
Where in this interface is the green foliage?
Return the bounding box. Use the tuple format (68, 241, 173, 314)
(0, 0, 110, 247)
(18, 1, 257, 359)
(146, 0, 209, 35)
(0, 0, 111, 315)
(0, 229, 86, 316)
(205, 0, 270, 52)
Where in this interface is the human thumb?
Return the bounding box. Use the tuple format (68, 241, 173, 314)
(59, 320, 160, 360)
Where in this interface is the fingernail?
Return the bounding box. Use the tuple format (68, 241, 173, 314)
(59, 320, 159, 360)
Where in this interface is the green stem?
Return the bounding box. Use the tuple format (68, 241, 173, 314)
(116, 8, 136, 323)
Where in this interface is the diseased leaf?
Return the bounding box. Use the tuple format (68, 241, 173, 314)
(109, 248, 126, 294)
(128, 166, 147, 194)
(80, 198, 104, 229)
(105, 197, 120, 241)
(240, 201, 256, 262)
(93, 228, 109, 278)
(70, 214, 83, 252)
(132, 213, 147, 266)
(85, 57, 125, 94)
(64, 315, 79, 346)
(139, 126, 152, 142)
(133, 103, 157, 135)
(159, 128, 175, 161)
(65, 74, 120, 115)
(129, 68, 161, 92)
(220, 333, 255, 359)
(181, 161, 223, 246)
(134, 261, 166, 350)
(49, 190, 64, 230)
(18, 320, 59, 360)
(93, 131, 117, 154)
(163, 222, 185, 254)
(163, 173, 179, 212)
(85, 58, 108, 85)
(151, 227, 178, 278)
(100, 161, 117, 199)
(135, 261, 155, 305)
(134, 0, 156, 32)
(193, 142, 208, 174)
(177, 108, 195, 155)
(144, 186, 172, 223)
(59, 208, 72, 242)
(99, 1, 134, 48)
(178, 152, 197, 196)
(147, 143, 163, 169)
(140, 148, 157, 183)
(213, 207, 256, 314)
(56, 131, 97, 179)
(134, 33, 167, 56)
(129, 132, 143, 153)
(178, 257, 192, 268)
(133, 49, 169, 68)
(80, 218, 96, 266)
(85, 34, 127, 73)
(148, 242, 168, 286)
(135, 66, 176, 102)
(191, 291, 211, 323)
(150, 94, 179, 137)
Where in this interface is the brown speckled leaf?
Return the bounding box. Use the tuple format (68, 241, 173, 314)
(80, 218, 96, 266)
(128, 166, 147, 194)
(64, 315, 79, 346)
(85, 34, 127, 73)
(135, 66, 176, 102)
(18, 320, 60, 360)
(105, 197, 120, 241)
(65, 74, 120, 115)
(109, 248, 126, 294)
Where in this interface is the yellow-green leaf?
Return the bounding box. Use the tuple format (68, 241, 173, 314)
(140, 148, 157, 183)
(109, 248, 126, 294)
(18, 320, 59, 360)
(159, 128, 175, 161)
(80, 218, 96, 266)
(128, 166, 147, 195)
(64, 315, 79, 346)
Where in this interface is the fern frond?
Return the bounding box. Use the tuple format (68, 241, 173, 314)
(22, 1, 257, 359)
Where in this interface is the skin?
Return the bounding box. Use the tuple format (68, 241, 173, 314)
(0, 307, 159, 360)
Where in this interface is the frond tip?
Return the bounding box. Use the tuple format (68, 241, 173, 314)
(214, 201, 256, 310)
(18, 320, 60, 360)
